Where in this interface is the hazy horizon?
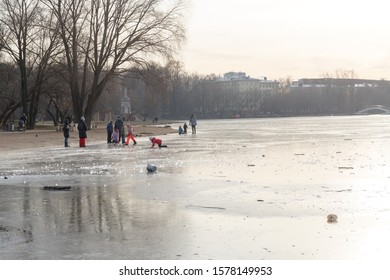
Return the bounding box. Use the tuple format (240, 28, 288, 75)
(180, 0, 390, 81)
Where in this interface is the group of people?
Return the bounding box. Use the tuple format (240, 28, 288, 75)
(62, 116, 87, 147)
(179, 114, 197, 135)
(106, 116, 137, 146)
(63, 113, 198, 149)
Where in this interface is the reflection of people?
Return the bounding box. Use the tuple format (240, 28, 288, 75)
(106, 121, 113, 143)
(189, 114, 197, 134)
(149, 136, 167, 148)
(183, 122, 188, 134)
(125, 123, 137, 145)
(63, 120, 70, 147)
(77, 116, 88, 147)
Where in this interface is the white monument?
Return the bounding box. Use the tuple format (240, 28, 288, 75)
(121, 86, 131, 115)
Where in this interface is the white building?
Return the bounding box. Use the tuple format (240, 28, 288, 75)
(215, 72, 278, 94)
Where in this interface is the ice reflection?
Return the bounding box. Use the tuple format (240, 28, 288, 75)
(0, 183, 188, 259)
(1, 115, 390, 259)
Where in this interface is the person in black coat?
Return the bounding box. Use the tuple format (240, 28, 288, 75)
(114, 116, 123, 142)
(77, 116, 88, 147)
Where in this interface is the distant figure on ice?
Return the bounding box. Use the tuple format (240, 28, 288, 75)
(178, 126, 184, 135)
(63, 119, 70, 147)
(125, 123, 137, 145)
(149, 136, 167, 148)
(65, 115, 72, 125)
(111, 128, 120, 144)
(189, 114, 197, 134)
(183, 122, 188, 134)
(106, 121, 113, 143)
(153, 116, 158, 123)
(19, 113, 27, 131)
(77, 116, 88, 147)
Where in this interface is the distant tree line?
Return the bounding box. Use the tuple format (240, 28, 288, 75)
(116, 71, 390, 120)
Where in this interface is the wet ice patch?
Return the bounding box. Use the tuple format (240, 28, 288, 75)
(0, 225, 33, 247)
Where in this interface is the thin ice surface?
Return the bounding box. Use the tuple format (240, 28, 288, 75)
(1, 116, 390, 259)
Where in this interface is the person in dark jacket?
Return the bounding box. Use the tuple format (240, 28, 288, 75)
(63, 120, 70, 147)
(106, 121, 113, 143)
(19, 113, 27, 131)
(189, 114, 197, 134)
(114, 116, 123, 142)
(77, 116, 88, 147)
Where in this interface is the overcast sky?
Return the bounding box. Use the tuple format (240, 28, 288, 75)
(179, 0, 390, 80)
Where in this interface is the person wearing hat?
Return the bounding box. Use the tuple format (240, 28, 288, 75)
(149, 136, 167, 148)
(77, 116, 88, 147)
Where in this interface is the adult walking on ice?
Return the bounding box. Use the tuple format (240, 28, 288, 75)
(77, 116, 88, 147)
(189, 114, 197, 134)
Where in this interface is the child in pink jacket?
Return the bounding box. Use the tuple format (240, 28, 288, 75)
(111, 128, 120, 144)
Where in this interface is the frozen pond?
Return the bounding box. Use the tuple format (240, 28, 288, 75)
(1, 115, 390, 259)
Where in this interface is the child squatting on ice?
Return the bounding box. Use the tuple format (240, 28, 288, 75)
(149, 137, 167, 148)
(111, 128, 120, 144)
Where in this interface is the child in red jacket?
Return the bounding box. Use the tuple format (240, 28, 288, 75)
(149, 137, 167, 148)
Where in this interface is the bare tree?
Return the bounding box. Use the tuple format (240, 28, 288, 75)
(139, 62, 170, 118)
(277, 76, 292, 95)
(44, 0, 186, 126)
(0, 62, 21, 126)
(0, 0, 57, 129)
(164, 60, 184, 118)
(1, 0, 38, 125)
(40, 64, 73, 126)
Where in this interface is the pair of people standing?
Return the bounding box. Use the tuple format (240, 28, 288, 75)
(64, 116, 87, 147)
